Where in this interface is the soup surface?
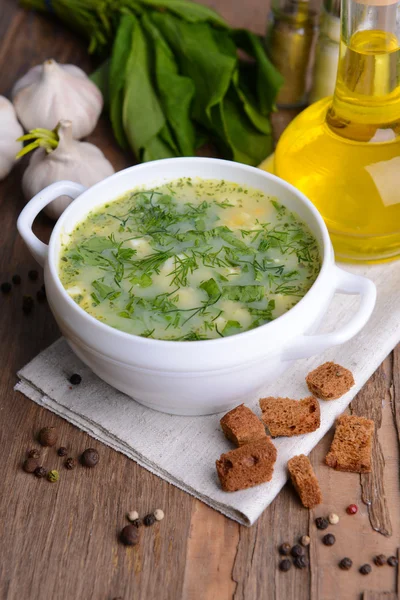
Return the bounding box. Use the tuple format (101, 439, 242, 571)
(59, 178, 320, 340)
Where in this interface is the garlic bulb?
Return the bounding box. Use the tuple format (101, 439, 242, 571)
(0, 96, 23, 180)
(22, 120, 114, 220)
(12, 59, 103, 139)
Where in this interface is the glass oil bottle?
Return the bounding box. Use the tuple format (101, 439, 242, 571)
(271, 0, 400, 262)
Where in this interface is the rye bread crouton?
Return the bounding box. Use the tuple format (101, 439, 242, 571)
(306, 362, 355, 400)
(288, 454, 322, 508)
(216, 438, 277, 492)
(259, 396, 320, 437)
(325, 414, 374, 473)
(220, 404, 266, 447)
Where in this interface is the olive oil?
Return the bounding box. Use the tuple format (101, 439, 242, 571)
(272, 0, 400, 263)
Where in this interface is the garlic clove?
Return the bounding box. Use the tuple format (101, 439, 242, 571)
(12, 59, 103, 139)
(0, 96, 23, 180)
(22, 120, 114, 220)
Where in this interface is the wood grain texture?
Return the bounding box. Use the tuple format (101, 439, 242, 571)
(351, 362, 393, 537)
(362, 593, 397, 600)
(0, 1, 399, 599)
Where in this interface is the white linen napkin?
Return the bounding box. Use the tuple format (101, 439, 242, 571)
(15, 261, 400, 526)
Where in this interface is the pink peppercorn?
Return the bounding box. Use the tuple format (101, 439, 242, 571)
(346, 504, 358, 515)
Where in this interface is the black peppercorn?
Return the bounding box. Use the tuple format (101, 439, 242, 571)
(339, 558, 353, 570)
(315, 517, 329, 530)
(12, 274, 21, 285)
(291, 544, 304, 558)
(1, 282, 12, 294)
(81, 448, 99, 468)
(322, 534, 336, 546)
(69, 373, 82, 385)
(34, 466, 47, 478)
(373, 554, 387, 566)
(294, 555, 309, 569)
(120, 525, 139, 546)
(28, 269, 39, 281)
(23, 458, 39, 473)
(38, 426, 57, 447)
(132, 519, 142, 528)
(65, 457, 76, 470)
(27, 448, 40, 459)
(359, 564, 372, 575)
(57, 447, 68, 457)
(22, 295, 34, 314)
(279, 543, 292, 556)
(143, 513, 156, 527)
(387, 556, 398, 567)
(279, 559, 292, 572)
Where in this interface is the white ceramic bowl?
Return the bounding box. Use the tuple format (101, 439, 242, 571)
(18, 158, 376, 415)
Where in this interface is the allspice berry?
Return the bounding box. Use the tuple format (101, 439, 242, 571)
(374, 554, 387, 566)
(23, 458, 39, 473)
(339, 557, 353, 570)
(120, 525, 139, 546)
(359, 564, 372, 575)
(81, 448, 99, 468)
(38, 426, 57, 447)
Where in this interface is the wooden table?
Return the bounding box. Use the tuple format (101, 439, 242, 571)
(1, 1, 399, 599)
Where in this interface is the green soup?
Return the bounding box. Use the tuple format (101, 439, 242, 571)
(59, 178, 320, 340)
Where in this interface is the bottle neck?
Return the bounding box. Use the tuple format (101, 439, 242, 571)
(327, 0, 400, 141)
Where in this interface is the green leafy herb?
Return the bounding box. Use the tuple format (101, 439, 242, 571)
(222, 320, 241, 336)
(199, 277, 220, 300)
(222, 285, 265, 303)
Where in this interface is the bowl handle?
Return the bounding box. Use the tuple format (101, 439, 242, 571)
(17, 181, 86, 267)
(284, 265, 376, 360)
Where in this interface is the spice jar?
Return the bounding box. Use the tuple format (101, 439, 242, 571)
(309, 0, 341, 102)
(266, 0, 319, 107)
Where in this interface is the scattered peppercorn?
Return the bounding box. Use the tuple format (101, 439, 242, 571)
(28, 269, 39, 281)
(12, 274, 21, 285)
(57, 447, 68, 457)
(23, 458, 39, 473)
(64, 457, 76, 470)
(359, 564, 372, 575)
(1, 282, 12, 294)
(387, 556, 398, 567)
(315, 517, 329, 530)
(328, 513, 339, 525)
(279, 559, 292, 572)
(69, 373, 82, 385)
(34, 466, 47, 478)
(279, 542, 292, 556)
(154, 509, 164, 521)
(300, 535, 310, 547)
(339, 557, 353, 570)
(294, 555, 309, 569)
(291, 544, 304, 558)
(38, 426, 57, 447)
(322, 534, 336, 546)
(81, 448, 99, 468)
(36, 289, 46, 303)
(373, 554, 387, 566)
(120, 525, 139, 546)
(22, 295, 34, 314)
(47, 470, 59, 483)
(132, 519, 142, 528)
(143, 513, 156, 527)
(346, 504, 358, 515)
(27, 449, 40, 459)
(127, 511, 139, 522)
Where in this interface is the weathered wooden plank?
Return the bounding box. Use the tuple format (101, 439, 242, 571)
(351, 359, 393, 536)
(363, 592, 397, 600)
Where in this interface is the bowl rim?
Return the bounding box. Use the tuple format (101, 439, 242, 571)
(48, 157, 333, 347)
